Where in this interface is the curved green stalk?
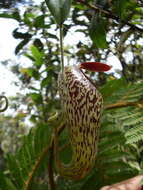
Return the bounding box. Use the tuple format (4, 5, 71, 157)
(59, 24, 64, 74)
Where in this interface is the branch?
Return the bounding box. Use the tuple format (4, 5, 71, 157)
(24, 144, 50, 190)
(47, 143, 57, 190)
(105, 101, 143, 110)
(77, 0, 143, 33)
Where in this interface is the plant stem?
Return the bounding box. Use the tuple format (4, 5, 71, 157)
(105, 100, 143, 110)
(59, 25, 64, 74)
(47, 144, 57, 190)
(77, 0, 143, 33)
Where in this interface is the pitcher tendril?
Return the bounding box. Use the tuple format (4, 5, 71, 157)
(0, 96, 8, 112)
(59, 25, 64, 75)
(54, 62, 111, 180)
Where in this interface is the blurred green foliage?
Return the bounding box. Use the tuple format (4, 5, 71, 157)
(0, 0, 32, 9)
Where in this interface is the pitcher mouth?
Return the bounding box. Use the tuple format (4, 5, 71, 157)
(79, 62, 112, 72)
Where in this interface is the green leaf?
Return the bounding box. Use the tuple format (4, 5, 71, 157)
(26, 68, 40, 80)
(0, 11, 21, 21)
(12, 11, 21, 21)
(33, 39, 44, 51)
(100, 78, 127, 101)
(29, 93, 43, 104)
(13, 29, 32, 39)
(15, 39, 30, 54)
(0, 13, 13, 19)
(41, 77, 52, 88)
(30, 45, 44, 66)
(89, 14, 108, 49)
(45, 0, 72, 25)
(0, 172, 17, 190)
(24, 53, 35, 62)
(23, 11, 35, 27)
(47, 32, 58, 39)
(34, 15, 45, 28)
(115, 0, 129, 19)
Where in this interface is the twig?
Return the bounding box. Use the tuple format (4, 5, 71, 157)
(59, 25, 64, 75)
(77, 0, 143, 33)
(47, 143, 57, 190)
(24, 124, 65, 190)
(105, 101, 143, 110)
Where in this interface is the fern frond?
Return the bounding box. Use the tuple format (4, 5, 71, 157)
(123, 115, 143, 126)
(0, 172, 17, 190)
(5, 123, 52, 190)
(111, 108, 142, 120)
(103, 80, 143, 146)
(107, 107, 143, 144)
(104, 80, 143, 105)
(125, 123, 143, 144)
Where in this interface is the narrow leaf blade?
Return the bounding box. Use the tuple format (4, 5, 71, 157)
(89, 14, 108, 49)
(45, 0, 72, 24)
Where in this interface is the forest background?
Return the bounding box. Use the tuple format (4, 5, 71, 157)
(0, 0, 143, 189)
